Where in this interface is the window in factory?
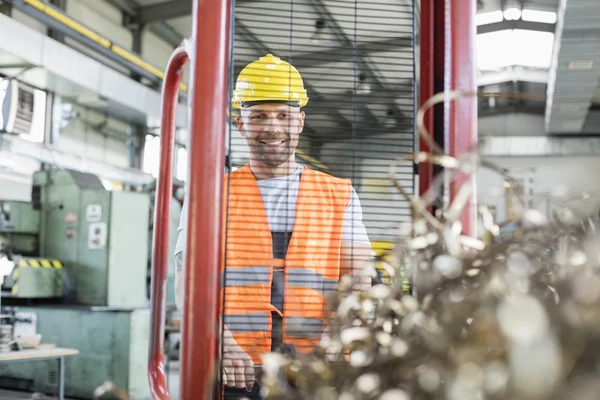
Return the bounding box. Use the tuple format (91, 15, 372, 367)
(142, 134, 160, 178)
(521, 9, 557, 24)
(22, 89, 46, 144)
(176, 147, 187, 181)
(476, 29, 554, 70)
(475, 10, 503, 26)
(0, 79, 45, 143)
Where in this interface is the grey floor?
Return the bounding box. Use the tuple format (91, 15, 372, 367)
(0, 361, 182, 400)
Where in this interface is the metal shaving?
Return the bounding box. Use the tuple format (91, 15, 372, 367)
(259, 150, 600, 400)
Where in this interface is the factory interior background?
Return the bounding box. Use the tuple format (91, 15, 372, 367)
(0, 0, 599, 398)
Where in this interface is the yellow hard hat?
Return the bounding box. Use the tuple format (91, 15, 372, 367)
(232, 54, 309, 109)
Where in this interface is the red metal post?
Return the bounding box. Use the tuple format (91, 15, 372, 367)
(418, 0, 434, 199)
(181, 0, 232, 398)
(149, 45, 190, 400)
(448, 0, 478, 236)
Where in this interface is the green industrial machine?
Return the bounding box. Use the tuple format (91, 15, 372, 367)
(0, 200, 40, 257)
(0, 169, 154, 399)
(0, 200, 64, 299)
(0, 306, 150, 399)
(31, 169, 150, 308)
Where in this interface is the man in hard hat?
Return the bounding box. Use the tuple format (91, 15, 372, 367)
(174, 54, 372, 399)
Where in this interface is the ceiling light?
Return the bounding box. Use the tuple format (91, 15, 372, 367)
(311, 20, 327, 44)
(355, 73, 371, 95)
(521, 9, 557, 24)
(503, 7, 522, 21)
(384, 110, 395, 127)
(568, 60, 594, 71)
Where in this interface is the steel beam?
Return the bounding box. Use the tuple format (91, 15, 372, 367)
(136, 0, 265, 23)
(304, 81, 413, 107)
(478, 104, 545, 116)
(138, 0, 190, 23)
(233, 36, 411, 76)
(148, 21, 185, 48)
(105, 0, 184, 47)
(313, 124, 414, 143)
(477, 19, 556, 34)
(309, 0, 407, 126)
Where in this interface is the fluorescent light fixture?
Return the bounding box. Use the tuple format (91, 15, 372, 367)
(521, 9, 557, 24)
(568, 60, 594, 70)
(475, 10, 503, 25)
(503, 7, 522, 21)
(558, 104, 587, 113)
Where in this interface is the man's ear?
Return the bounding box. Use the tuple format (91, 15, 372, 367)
(236, 116, 245, 137)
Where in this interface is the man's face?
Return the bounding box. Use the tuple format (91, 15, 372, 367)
(237, 103, 305, 167)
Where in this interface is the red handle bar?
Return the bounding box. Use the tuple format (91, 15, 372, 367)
(149, 0, 232, 399)
(148, 43, 190, 400)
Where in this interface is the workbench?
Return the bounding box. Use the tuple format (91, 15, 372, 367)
(0, 347, 79, 400)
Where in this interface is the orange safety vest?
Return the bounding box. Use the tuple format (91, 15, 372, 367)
(221, 164, 351, 365)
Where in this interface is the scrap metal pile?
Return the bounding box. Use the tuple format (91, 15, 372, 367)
(259, 94, 600, 400)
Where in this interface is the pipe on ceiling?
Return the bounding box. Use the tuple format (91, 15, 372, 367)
(6, 0, 188, 92)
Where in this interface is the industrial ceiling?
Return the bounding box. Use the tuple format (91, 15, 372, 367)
(104, 0, 600, 138)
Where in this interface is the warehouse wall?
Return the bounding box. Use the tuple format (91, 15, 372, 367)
(476, 156, 600, 221)
(56, 104, 130, 169)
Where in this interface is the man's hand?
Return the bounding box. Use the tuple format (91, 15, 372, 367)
(222, 331, 255, 391)
(341, 242, 373, 293)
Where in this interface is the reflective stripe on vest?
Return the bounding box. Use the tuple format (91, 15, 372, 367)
(221, 164, 351, 365)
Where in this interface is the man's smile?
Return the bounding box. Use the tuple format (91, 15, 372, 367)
(259, 139, 286, 146)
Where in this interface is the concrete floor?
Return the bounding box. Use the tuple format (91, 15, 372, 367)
(0, 361, 182, 400)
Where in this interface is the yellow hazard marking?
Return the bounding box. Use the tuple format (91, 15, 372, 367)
(11, 284, 18, 295)
(12, 269, 19, 280)
(17, 259, 64, 268)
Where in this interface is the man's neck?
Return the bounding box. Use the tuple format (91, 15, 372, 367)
(250, 159, 299, 180)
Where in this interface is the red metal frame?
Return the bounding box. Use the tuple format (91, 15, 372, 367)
(448, 0, 478, 236)
(418, 0, 434, 200)
(419, 0, 477, 235)
(181, 0, 232, 398)
(148, 44, 189, 400)
(149, 0, 232, 398)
